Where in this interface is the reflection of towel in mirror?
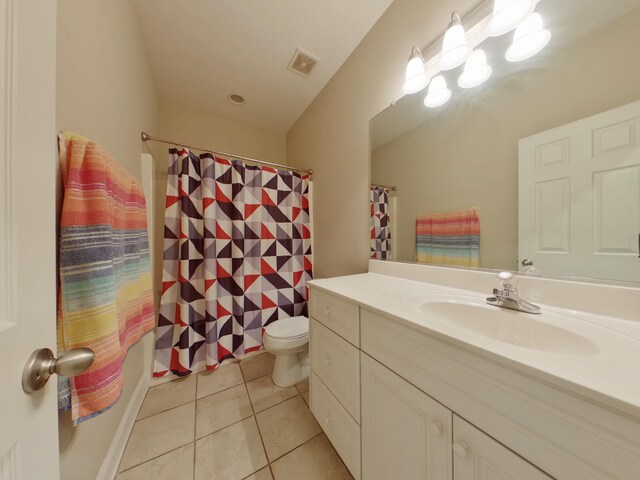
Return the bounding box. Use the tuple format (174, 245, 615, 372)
(416, 208, 480, 267)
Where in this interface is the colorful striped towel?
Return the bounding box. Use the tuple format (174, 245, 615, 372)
(57, 132, 155, 425)
(416, 208, 480, 267)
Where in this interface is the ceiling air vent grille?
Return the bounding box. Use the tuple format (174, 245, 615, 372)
(287, 48, 319, 78)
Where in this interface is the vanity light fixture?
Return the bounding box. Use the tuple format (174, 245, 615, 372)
(424, 75, 452, 108)
(458, 49, 492, 89)
(402, 46, 430, 94)
(440, 12, 472, 70)
(505, 12, 551, 62)
(488, 0, 536, 37)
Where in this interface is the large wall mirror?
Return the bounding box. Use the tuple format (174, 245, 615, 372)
(370, 0, 640, 283)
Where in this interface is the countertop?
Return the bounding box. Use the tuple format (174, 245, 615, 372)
(309, 272, 640, 420)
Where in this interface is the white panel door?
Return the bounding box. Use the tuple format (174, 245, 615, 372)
(0, 0, 59, 478)
(519, 100, 640, 282)
(361, 353, 453, 480)
(453, 416, 553, 480)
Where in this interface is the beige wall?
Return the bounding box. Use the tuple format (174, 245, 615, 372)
(286, 0, 480, 278)
(150, 98, 287, 298)
(287, 0, 640, 278)
(56, 1, 159, 479)
(372, 8, 640, 271)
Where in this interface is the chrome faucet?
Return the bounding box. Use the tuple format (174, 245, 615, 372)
(486, 272, 540, 314)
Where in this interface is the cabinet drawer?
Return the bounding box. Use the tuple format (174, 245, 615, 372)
(310, 288, 359, 346)
(453, 415, 553, 480)
(310, 372, 361, 480)
(310, 319, 360, 422)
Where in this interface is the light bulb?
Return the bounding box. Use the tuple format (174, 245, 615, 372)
(424, 75, 451, 108)
(440, 12, 472, 70)
(402, 47, 430, 94)
(505, 12, 551, 62)
(489, 0, 536, 37)
(458, 49, 492, 89)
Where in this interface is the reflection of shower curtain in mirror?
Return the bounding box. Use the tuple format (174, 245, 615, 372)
(370, 187, 392, 260)
(154, 148, 313, 377)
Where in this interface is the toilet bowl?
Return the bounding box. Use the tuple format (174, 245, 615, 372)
(263, 316, 309, 387)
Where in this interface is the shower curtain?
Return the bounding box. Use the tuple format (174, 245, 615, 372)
(154, 148, 313, 377)
(370, 187, 392, 260)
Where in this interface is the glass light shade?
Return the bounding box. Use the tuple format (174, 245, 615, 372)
(424, 75, 452, 108)
(505, 13, 551, 62)
(402, 52, 430, 94)
(458, 50, 492, 89)
(440, 23, 472, 70)
(489, 0, 536, 37)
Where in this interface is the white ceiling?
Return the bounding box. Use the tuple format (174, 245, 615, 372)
(132, 0, 393, 133)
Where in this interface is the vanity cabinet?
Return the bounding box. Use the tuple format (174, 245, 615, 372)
(309, 291, 362, 479)
(309, 285, 639, 480)
(453, 416, 553, 480)
(361, 353, 452, 480)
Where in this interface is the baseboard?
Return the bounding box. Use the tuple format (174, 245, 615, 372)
(96, 374, 149, 480)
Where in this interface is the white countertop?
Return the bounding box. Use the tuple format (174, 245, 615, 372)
(309, 272, 640, 420)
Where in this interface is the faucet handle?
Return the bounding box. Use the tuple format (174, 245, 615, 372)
(497, 271, 518, 291)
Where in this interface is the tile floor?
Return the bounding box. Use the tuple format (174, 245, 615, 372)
(117, 351, 353, 480)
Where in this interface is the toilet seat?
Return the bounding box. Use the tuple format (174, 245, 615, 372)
(264, 316, 309, 340)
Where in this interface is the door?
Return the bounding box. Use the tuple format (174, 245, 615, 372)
(519, 100, 640, 282)
(453, 416, 553, 480)
(0, 0, 59, 478)
(361, 353, 452, 480)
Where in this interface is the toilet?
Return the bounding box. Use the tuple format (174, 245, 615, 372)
(263, 316, 310, 387)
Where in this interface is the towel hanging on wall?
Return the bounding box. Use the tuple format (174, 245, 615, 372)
(57, 132, 154, 425)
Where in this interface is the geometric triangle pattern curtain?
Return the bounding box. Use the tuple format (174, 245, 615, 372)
(370, 187, 391, 260)
(154, 148, 313, 377)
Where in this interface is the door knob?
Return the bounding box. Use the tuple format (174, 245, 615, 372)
(452, 441, 470, 460)
(429, 421, 443, 437)
(22, 347, 95, 393)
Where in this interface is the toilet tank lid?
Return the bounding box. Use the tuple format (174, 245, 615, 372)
(264, 316, 309, 339)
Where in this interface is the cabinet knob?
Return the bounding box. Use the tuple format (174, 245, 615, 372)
(429, 421, 443, 437)
(452, 441, 469, 460)
(324, 415, 332, 425)
(323, 307, 330, 317)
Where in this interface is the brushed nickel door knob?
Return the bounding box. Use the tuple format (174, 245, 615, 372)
(22, 347, 95, 393)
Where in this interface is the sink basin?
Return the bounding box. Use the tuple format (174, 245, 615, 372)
(406, 294, 600, 356)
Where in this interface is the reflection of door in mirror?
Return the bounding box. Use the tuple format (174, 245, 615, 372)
(519, 100, 640, 283)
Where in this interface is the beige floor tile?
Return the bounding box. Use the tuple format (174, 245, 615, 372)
(271, 434, 353, 480)
(137, 376, 197, 420)
(295, 377, 309, 394)
(195, 417, 267, 480)
(301, 390, 310, 406)
(196, 384, 253, 438)
(116, 443, 194, 480)
(244, 467, 273, 480)
(240, 353, 275, 381)
(197, 362, 244, 399)
(255, 396, 322, 461)
(246, 374, 298, 413)
(119, 403, 195, 472)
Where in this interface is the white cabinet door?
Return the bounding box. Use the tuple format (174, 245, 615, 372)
(453, 416, 553, 480)
(361, 353, 452, 480)
(518, 100, 640, 282)
(0, 0, 59, 478)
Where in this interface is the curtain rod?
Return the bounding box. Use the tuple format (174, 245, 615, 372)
(140, 131, 313, 175)
(371, 183, 397, 191)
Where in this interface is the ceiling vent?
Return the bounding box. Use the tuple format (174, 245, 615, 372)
(287, 48, 319, 78)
